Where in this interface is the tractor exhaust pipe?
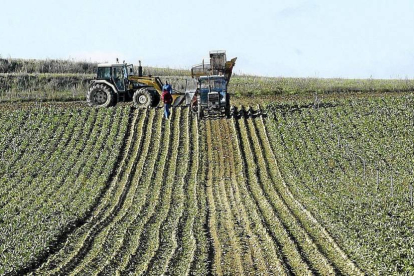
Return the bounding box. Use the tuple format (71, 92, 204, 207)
(138, 60, 143, 77)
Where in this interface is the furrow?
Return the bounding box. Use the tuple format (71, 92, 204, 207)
(260, 108, 364, 276)
(71, 108, 158, 275)
(0, 109, 53, 196)
(98, 108, 165, 274)
(167, 110, 198, 275)
(205, 119, 223, 276)
(145, 108, 189, 275)
(34, 108, 145, 275)
(222, 118, 268, 275)
(245, 114, 337, 275)
(89, 109, 160, 275)
(122, 108, 180, 275)
(234, 107, 313, 275)
(0, 108, 80, 208)
(189, 117, 210, 275)
(39, 108, 115, 217)
(1, 108, 91, 213)
(211, 118, 245, 275)
(62, 108, 145, 275)
(230, 112, 289, 275)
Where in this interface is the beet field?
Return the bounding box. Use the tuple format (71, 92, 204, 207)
(1, 94, 414, 275)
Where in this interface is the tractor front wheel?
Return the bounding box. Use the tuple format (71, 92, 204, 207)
(197, 94, 203, 119)
(225, 93, 231, 118)
(133, 88, 156, 108)
(190, 96, 198, 114)
(87, 83, 116, 108)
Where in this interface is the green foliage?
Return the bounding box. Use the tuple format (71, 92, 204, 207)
(266, 95, 414, 274)
(1, 58, 413, 104)
(0, 106, 130, 275)
(0, 58, 97, 74)
(230, 76, 414, 97)
(0, 73, 92, 102)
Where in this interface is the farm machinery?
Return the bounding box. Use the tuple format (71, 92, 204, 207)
(187, 51, 237, 119)
(87, 61, 184, 108)
(86, 50, 236, 118)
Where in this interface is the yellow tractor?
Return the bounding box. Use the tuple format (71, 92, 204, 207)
(87, 61, 184, 108)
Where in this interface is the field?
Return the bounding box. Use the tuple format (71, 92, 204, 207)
(2, 58, 414, 102)
(1, 58, 414, 275)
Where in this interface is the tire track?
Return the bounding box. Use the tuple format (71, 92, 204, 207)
(211, 119, 245, 275)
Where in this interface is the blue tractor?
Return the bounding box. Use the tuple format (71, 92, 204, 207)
(188, 51, 237, 119)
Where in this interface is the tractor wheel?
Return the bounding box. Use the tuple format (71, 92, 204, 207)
(151, 91, 160, 108)
(190, 96, 198, 114)
(133, 88, 154, 108)
(225, 93, 231, 118)
(197, 95, 203, 119)
(87, 83, 116, 108)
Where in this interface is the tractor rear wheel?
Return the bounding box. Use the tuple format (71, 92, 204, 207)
(133, 88, 155, 108)
(151, 91, 160, 108)
(87, 83, 116, 108)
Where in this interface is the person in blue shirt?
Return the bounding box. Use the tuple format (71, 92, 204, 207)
(161, 81, 173, 119)
(162, 81, 172, 94)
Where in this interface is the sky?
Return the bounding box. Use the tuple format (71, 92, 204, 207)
(1, 0, 413, 79)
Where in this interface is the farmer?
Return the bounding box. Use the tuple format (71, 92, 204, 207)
(161, 81, 173, 119)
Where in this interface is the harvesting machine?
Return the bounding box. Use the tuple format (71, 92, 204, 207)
(87, 61, 184, 108)
(187, 51, 237, 119)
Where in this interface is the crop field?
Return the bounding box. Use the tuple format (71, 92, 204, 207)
(266, 95, 414, 275)
(1, 92, 414, 275)
(2, 58, 414, 103)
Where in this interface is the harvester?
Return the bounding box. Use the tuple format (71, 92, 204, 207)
(187, 51, 237, 119)
(86, 61, 184, 108)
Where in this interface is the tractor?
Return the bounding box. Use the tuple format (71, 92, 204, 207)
(188, 51, 237, 119)
(87, 61, 184, 108)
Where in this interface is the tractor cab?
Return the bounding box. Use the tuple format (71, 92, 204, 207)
(188, 51, 236, 118)
(198, 76, 229, 114)
(96, 63, 133, 92)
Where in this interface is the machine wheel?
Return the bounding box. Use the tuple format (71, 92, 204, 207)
(133, 88, 154, 108)
(225, 93, 231, 118)
(197, 95, 203, 119)
(87, 83, 116, 108)
(190, 96, 198, 114)
(151, 91, 160, 108)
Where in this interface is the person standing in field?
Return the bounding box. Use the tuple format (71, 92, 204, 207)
(161, 81, 173, 119)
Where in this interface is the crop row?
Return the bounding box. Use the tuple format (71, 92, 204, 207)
(32, 108, 193, 275)
(2, 104, 367, 275)
(0, 106, 130, 275)
(266, 95, 414, 274)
